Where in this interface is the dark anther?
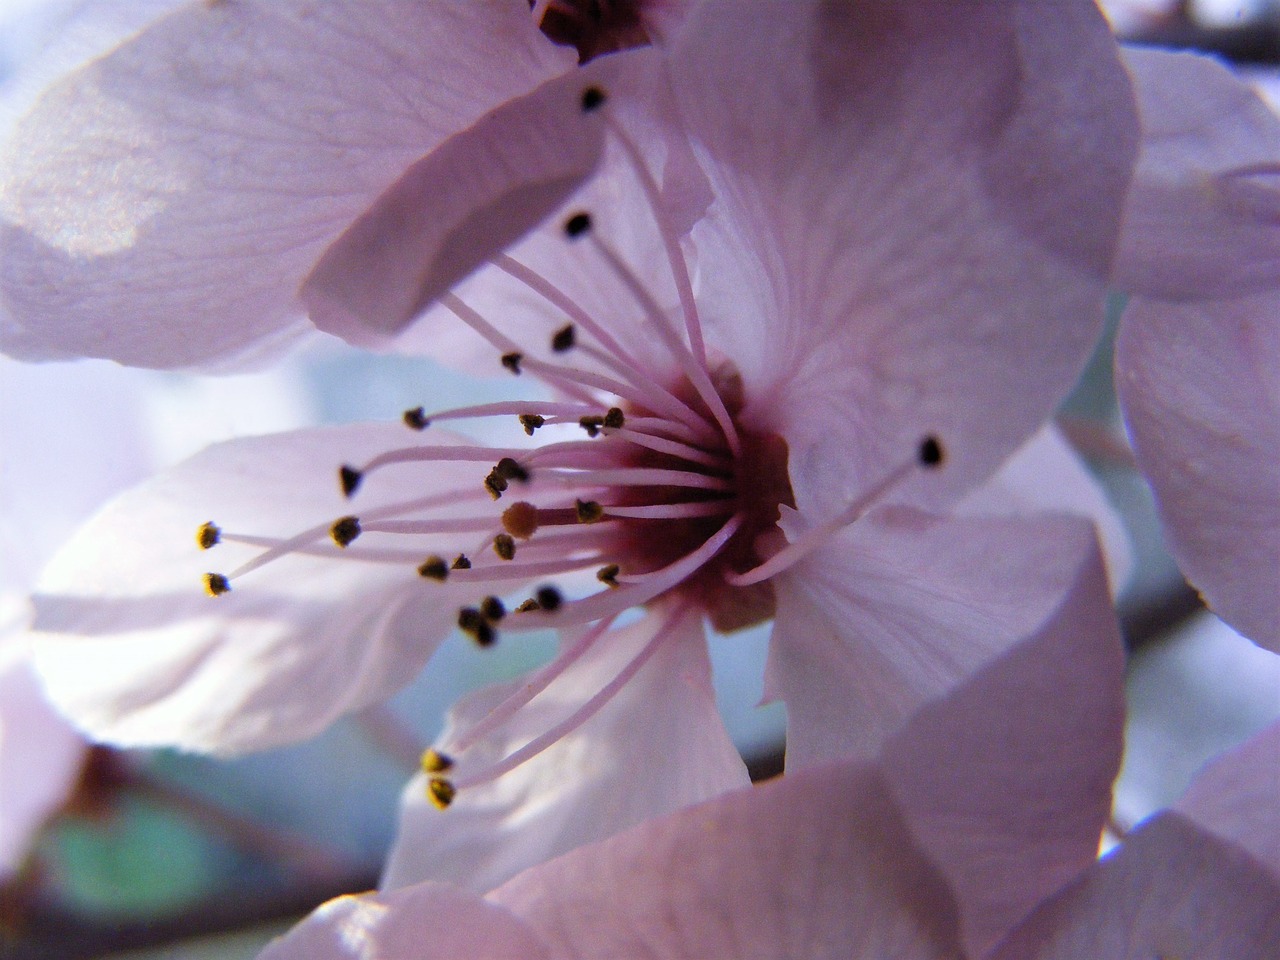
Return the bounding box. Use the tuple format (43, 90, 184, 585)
(417, 555, 449, 581)
(535, 585, 563, 612)
(484, 470, 509, 500)
(480, 596, 506, 622)
(427, 777, 457, 810)
(918, 435, 944, 468)
(494, 533, 517, 561)
(581, 86, 606, 112)
(564, 212, 592, 238)
(339, 465, 363, 498)
(495, 457, 530, 483)
(458, 607, 496, 647)
(196, 522, 221, 550)
(551, 324, 576, 353)
(203, 572, 231, 597)
(451, 554, 472, 570)
(603, 407, 625, 429)
(578, 415, 604, 437)
(403, 406, 430, 430)
(502, 352, 524, 374)
(519, 413, 546, 436)
(330, 516, 362, 548)
(575, 499, 604, 524)
(515, 598, 541, 613)
(421, 748, 453, 773)
(596, 563, 620, 588)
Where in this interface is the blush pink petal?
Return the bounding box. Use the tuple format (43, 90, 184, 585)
(665, 0, 1137, 512)
(0, 1, 573, 367)
(1114, 48, 1280, 300)
(1116, 291, 1280, 649)
(768, 509, 1118, 766)
(1177, 718, 1280, 878)
(491, 761, 964, 960)
(957, 425, 1134, 593)
(383, 604, 748, 893)
(876, 550, 1126, 956)
(257, 882, 548, 960)
(29, 424, 482, 754)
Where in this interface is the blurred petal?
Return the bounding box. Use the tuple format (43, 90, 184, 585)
(1116, 290, 1280, 648)
(769, 509, 1118, 765)
(957, 424, 1133, 593)
(384, 605, 747, 893)
(992, 813, 1280, 960)
(1115, 47, 1280, 300)
(0, 1, 573, 366)
(491, 761, 964, 960)
(30, 424, 479, 753)
(258, 883, 548, 960)
(668, 0, 1137, 512)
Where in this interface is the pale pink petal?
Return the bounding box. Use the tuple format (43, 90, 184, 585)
(301, 59, 616, 346)
(0, 613, 86, 880)
(30, 424, 482, 753)
(383, 604, 747, 893)
(1178, 719, 1280, 878)
(491, 761, 963, 960)
(957, 424, 1134, 593)
(257, 883, 549, 960)
(1115, 47, 1280, 300)
(0, 2, 573, 367)
(877, 551, 1126, 956)
(1116, 290, 1280, 649)
(667, 0, 1137, 512)
(769, 509, 1119, 765)
(991, 813, 1280, 960)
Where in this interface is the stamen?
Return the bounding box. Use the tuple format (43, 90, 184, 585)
(597, 564, 620, 587)
(578, 415, 604, 437)
(520, 414, 546, 435)
(427, 777, 456, 810)
(564, 212, 592, 238)
(551, 324, 576, 352)
(535, 586, 563, 611)
(203, 572, 230, 596)
(502, 352, 523, 374)
(417, 555, 449, 581)
(493, 534, 517, 561)
(452, 554, 472, 570)
(339, 465, 363, 498)
(539, 465, 732, 492)
(330, 516, 361, 548)
(196, 522, 221, 550)
(575, 499, 605, 523)
(458, 607, 496, 647)
(603, 407, 625, 429)
(601, 499, 735, 520)
(421, 748, 453, 773)
(403, 407, 430, 431)
(581, 85, 606, 112)
(726, 438, 944, 588)
(480, 596, 506, 621)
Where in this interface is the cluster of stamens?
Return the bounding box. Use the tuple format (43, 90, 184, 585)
(194, 84, 945, 809)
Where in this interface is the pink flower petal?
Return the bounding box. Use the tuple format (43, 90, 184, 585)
(1177, 718, 1280, 879)
(991, 813, 1280, 960)
(1115, 47, 1280, 300)
(300, 58, 617, 347)
(769, 508, 1119, 766)
(877, 544, 1125, 955)
(491, 761, 963, 960)
(30, 424, 482, 753)
(666, 0, 1137, 512)
(383, 604, 747, 893)
(1116, 290, 1280, 649)
(257, 883, 549, 960)
(0, 2, 573, 367)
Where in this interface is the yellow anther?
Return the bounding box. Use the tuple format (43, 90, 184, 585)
(421, 748, 453, 774)
(417, 555, 449, 581)
(330, 516, 361, 547)
(196, 522, 221, 550)
(203, 572, 230, 597)
(514, 598, 540, 613)
(427, 777, 457, 810)
(502, 501, 540, 539)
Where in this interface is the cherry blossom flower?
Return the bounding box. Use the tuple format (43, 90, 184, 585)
(1112, 47, 1280, 650)
(258, 604, 1133, 960)
(15, 0, 1136, 884)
